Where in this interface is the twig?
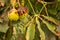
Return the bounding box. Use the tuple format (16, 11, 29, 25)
(45, 7, 48, 16)
(39, 1, 48, 16)
(21, 0, 24, 6)
(41, 2, 48, 16)
(24, 16, 34, 33)
(36, 15, 43, 21)
(1, 4, 10, 17)
(17, 0, 21, 6)
(40, 0, 56, 4)
(39, 3, 47, 14)
(28, 0, 36, 14)
(25, 16, 34, 27)
(4, 4, 10, 12)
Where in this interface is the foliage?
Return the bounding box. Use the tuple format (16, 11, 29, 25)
(0, 0, 60, 40)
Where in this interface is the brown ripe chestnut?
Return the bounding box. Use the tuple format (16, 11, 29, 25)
(18, 6, 28, 15)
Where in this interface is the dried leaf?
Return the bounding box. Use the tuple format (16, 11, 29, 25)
(42, 15, 60, 26)
(36, 17, 45, 40)
(26, 22, 35, 40)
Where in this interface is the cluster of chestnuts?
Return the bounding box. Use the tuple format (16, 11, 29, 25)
(8, 6, 28, 21)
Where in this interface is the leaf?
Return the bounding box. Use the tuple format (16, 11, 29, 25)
(22, 17, 29, 24)
(58, 0, 60, 2)
(41, 22, 56, 40)
(0, 0, 4, 2)
(0, 0, 6, 6)
(56, 12, 60, 20)
(21, 0, 24, 6)
(42, 15, 60, 26)
(5, 27, 13, 40)
(30, 0, 36, 5)
(42, 20, 56, 32)
(10, 0, 16, 6)
(57, 2, 60, 10)
(35, 2, 43, 13)
(42, 19, 60, 36)
(0, 19, 3, 23)
(25, 2, 32, 14)
(36, 17, 45, 40)
(48, 9, 57, 15)
(0, 24, 9, 33)
(26, 22, 35, 40)
(34, 33, 40, 40)
(11, 35, 16, 40)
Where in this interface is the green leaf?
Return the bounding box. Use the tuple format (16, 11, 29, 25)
(0, 19, 3, 23)
(34, 33, 40, 40)
(36, 17, 45, 40)
(41, 22, 56, 40)
(22, 17, 29, 24)
(5, 27, 13, 40)
(0, 24, 9, 33)
(26, 22, 35, 40)
(57, 2, 60, 10)
(42, 20, 56, 32)
(42, 15, 60, 26)
(0, 0, 5, 2)
(48, 9, 57, 15)
(41, 19, 60, 36)
(25, 2, 32, 13)
(56, 12, 60, 20)
(30, 0, 36, 5)
(58, 0, 60, 2)
(0, 0, 5, 6)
